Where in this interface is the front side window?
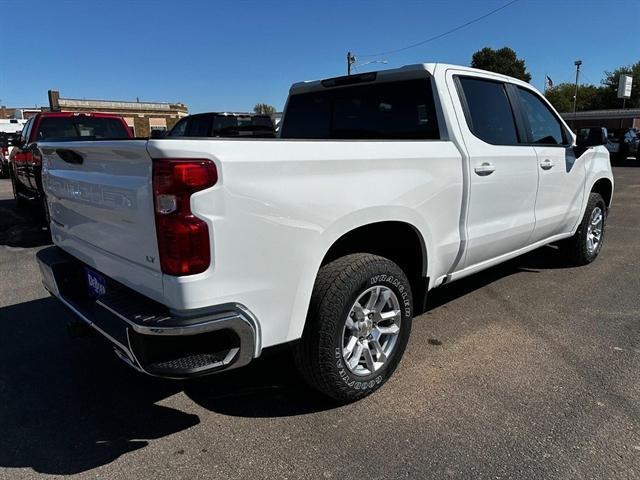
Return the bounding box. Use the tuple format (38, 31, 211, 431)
(518, 88, 565, 145)
(281, 78, 440, 140)
(458, 77, 519, 145)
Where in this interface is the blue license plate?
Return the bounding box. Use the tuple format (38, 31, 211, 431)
(85, 268, 107, 298)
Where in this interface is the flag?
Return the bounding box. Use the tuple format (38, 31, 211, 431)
(546, 75, 554, 88)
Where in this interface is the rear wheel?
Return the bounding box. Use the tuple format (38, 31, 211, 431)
(294, 253, 413, 402)
(10, 169, 26, 208)
(561, 192, 606, 265)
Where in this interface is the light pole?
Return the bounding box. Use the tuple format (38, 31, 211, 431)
(572, 59, 582, 128)
(347, 51, 356, 76)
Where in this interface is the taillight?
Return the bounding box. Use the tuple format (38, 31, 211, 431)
(12, 150, 41, 165)
(152, 159, 217, 276)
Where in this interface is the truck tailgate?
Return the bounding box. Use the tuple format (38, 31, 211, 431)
(41, 141, 163, 294)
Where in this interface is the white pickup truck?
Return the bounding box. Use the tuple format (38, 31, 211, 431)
(37, 63, 613, 402)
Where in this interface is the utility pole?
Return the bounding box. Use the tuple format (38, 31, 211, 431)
(347, 51, 356, 76)
(572, 59, 582, 128)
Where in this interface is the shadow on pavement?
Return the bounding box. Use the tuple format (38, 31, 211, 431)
(0, 243, 586, 474)
(0, 199, 51, 248)
(426, 244, 576, 311)
(184, 351, 339, 418)
(0, 297, 198, 475)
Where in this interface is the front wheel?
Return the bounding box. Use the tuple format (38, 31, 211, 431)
(294, 253, 413, 402)
(561, 192, 607, 265)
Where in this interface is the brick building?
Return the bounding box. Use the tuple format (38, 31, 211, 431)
(47, 90, 188, 137)
(0, 106, 43, 120)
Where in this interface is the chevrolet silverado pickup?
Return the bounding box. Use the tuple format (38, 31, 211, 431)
(36, 64, 613, 402)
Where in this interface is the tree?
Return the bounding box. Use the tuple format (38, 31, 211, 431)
(471, 47, 531, 82)
(544, 83, 605, 113)
(599, 61, 640, 109)
(253, 103, 276, 115)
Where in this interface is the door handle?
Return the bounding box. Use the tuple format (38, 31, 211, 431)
(474, 162, 495, 176)
(540, 159, 554, 170)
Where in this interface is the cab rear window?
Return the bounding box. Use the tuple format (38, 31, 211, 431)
(280, 78, 440, 140)
(36, 117, 130, 142)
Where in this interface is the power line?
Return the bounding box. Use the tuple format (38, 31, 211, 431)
(356, 0, 521, 58)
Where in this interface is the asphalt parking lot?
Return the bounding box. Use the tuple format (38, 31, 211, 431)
(0, 166, 638, 480)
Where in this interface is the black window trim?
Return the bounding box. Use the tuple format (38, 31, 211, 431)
(454, 75, 525, 147)
(512, 85, 572, 147)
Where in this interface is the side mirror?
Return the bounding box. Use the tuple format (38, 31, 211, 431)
(576, 127, 608, 148)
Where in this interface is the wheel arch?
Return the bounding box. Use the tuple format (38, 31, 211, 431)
(591, 177, 613, 208)
(319, 220, 430, 315)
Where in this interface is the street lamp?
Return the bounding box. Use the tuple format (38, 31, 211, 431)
(572, 59, 582, 127)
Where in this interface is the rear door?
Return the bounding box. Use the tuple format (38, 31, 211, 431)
(450, 73, 539, 267)
(515, 87, 585, 241)
(41, 140, 161, 272)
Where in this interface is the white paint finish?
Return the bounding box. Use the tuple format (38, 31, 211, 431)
(40, 63, 614, 350)
(529, 146, 586, 242)
(41, 140, 162, 279)
(147, 138, 464, 346)
(443, 68, 538, 267)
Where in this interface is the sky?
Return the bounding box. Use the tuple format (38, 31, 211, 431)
(1, 0, 639, 114)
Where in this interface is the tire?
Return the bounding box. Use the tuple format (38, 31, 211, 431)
(561, 192, 607, 266)
(293, 253, 413, 402)
(10, 170, 27, 208)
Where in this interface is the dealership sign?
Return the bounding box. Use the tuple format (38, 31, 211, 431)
(618, 75, 633, 99)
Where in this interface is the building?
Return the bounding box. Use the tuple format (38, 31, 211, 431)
(0, 106, 45, 120)
(47, 90, 189, 137)
(561, 109, 640, 131)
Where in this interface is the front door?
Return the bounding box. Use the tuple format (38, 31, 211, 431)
(515, 87, 586, 242)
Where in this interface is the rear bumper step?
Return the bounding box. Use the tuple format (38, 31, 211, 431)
(36, 246, 260, 379)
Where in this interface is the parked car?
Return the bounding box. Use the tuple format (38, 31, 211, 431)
(0, 134, 10, 178)
(166, 112, 276, 138)
(601, 127, 639, 161)
(37, 63, 613, 403)
(8, 112, 132, 214)
(0, 119, 27, 178)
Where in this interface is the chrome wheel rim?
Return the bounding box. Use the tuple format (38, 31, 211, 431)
(342, 285, 401, 377)
(586, 206, 604, 254)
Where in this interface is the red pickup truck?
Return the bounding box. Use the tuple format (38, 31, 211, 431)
(9, 112, 132, 216)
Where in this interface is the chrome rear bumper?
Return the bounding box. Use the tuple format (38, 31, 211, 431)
(37, 246, 260, 379)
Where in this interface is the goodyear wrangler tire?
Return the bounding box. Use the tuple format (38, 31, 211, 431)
(561, 192, 606, 266)
(294, 253, 413, 402)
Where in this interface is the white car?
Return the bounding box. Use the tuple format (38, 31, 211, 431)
(0, 119, 27, 177)
(37, 63, 613, 402)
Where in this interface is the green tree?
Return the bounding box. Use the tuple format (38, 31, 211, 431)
(544, 83, 605, 113)
(253, 103, 276, 115)
(471, 47, 531, 82)
(599, 61, 640, 109)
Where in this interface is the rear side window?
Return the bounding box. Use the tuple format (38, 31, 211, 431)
(36, 116, 130, 141)
(458, 77, 519, 145)
(168, 117, 188, 137)
(517, 88, 565, 145)
(186, 114, 213, 137)
(281, 78, 440, 140)
(22, 118, 33, 143)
